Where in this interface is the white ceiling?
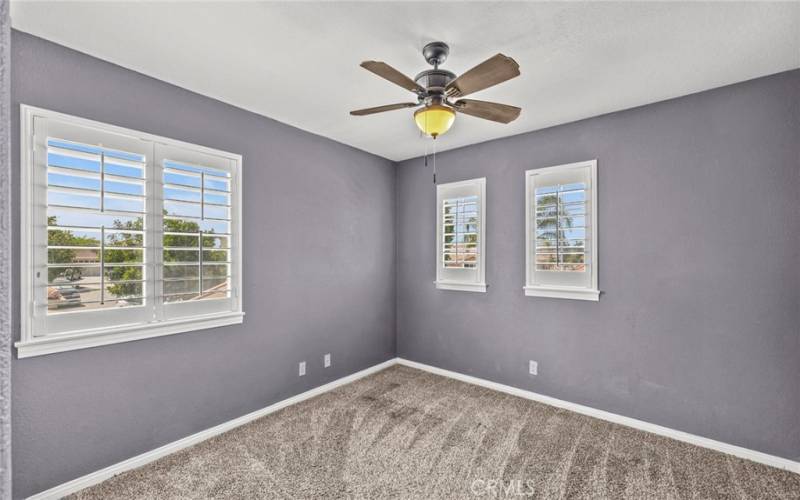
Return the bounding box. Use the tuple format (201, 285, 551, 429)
(10, 2, 800, 161)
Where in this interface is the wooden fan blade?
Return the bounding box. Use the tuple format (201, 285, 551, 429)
(360, 61, 425, 93)
(453, 99, 521, 124)
(446, 54, 520, 98)
(350, 102, 419, 116)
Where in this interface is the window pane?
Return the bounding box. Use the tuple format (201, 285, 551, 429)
(163, 265, 199, 279)
(105, 160, 144, 179)
(48, 228, 100, 247)
(164, 279, 199, 295)
(163, 278, 229, 303)
(48, 211, 143, 230)
(164, 233, 199, 248)
(442, 195, 481, 269)
(202, 235, 229, 249)
(561, 253, 585, 264)
(534, 179, 588, 273)
(559, 190, 585, 204)
(202, 277, 229, 291)
(105, 265, 144, 282)
(104, 179, 144, 196)
(162, 218, 230, 236)
(164, 217, 202, 234)
(48, 172, 101, 191)
(202, 264, 229, 278)
(47, 146, 101, 174)
(164, 171, 201, 188)
(164, 186, 201, 203)
(205, 177, 229, 192)
(105, 282, 144, 302)
(103, 195, 145, 213)
(204, 205, 229, 220)
(104, 248, 144, 264)
(165, 201, 201, 218)
(561, 203, 586, 217)
(48, 190, 100, 210)
(559, 215, 585, 229)
(163, 249, 199, 262)
(164, 293, 199, 303)
(535, 253, 557, 263)
(48, 265, 100, 285)
(204, 192, 230, 205)
(200, 220, 230, 233)
(46, 282, 144, 314)
(105, 230, 144, 248)
(203, 249, 228, 262)
(49, 248, 100, 265)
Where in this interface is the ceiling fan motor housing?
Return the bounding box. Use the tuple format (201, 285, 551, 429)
(415, 69, 456, 96)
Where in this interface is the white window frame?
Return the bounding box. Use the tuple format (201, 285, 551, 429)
(435, 177, 487, 293)
(524, 160, 599, 301)
(17, 105, 244, 358)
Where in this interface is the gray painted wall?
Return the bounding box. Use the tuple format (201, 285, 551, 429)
(1, 1, 12, 498)
(10, 31, 395, 498)
(396, 70, 800, 462)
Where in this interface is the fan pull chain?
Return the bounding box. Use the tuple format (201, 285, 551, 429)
(432, 137, 437, 184)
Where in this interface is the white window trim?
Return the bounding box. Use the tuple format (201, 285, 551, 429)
(434, 177, 487, 293)
(524, 160, 599, 301)
(17, 104, 244, 358)
(434, 281, 488, 293)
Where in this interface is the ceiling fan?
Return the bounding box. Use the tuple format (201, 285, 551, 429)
(350, 42, 521, 139)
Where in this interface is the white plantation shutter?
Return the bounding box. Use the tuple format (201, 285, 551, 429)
(19, 106, 243, 357)
(156, 144, 239, 319)
(436, 178, 486, 292)
(525, 160, 598, 300)
(442, 195, 479, 269)
(32, 118, 154, 335)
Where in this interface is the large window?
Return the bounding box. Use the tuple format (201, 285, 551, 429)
(435, 178, 486, 292)
(525, 160, 599, 301)
(18, 105, 243, 357)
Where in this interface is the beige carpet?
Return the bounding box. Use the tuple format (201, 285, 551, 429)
(70, 365, 800, 499)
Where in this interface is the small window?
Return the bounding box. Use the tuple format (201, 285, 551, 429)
(18, 105, 243, 357)
(435, 178, 486, 292)
(525, 160, 599, 301)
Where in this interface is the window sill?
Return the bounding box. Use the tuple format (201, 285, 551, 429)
(15, 311, 245, 358)
(524, 286, 600, 301)
(435, 281, 488, 293)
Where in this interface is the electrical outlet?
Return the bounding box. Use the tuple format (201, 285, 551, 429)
(529, 360, 538, 376)
(324, 353, 331, 368)
(299, 361, 306, 376)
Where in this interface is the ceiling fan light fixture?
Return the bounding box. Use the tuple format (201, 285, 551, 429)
(352, 42, 521, 140)
(414, 104, 455, 139)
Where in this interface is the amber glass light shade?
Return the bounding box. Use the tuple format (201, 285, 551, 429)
(414, 104, 456, 138)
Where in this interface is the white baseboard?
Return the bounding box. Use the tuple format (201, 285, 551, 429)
(28, 356, 799, 499)
(27, 358, 397, 500)
(396, 358, 800, 474)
